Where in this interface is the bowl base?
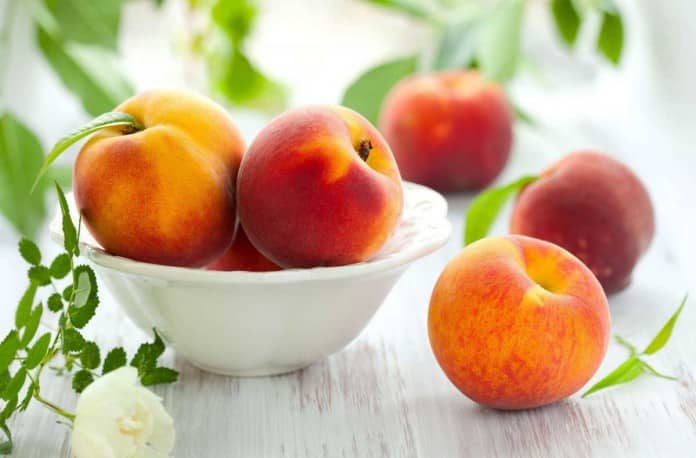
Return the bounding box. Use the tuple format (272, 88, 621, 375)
(189, 360, 314, 377)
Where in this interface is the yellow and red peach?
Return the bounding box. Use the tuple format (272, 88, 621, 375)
(74, 89, 244, 267)
(206, 227, 281, 272)
(379, 70, 513, 192)
(510, 151, 655, 294)
(428, 235, 610, 410)
(237, 105, 403, 268)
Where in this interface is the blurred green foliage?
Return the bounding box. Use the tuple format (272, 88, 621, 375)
(343, 0, 625, 125)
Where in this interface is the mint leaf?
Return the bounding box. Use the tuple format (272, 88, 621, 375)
(34, 112, 142, 190)
(551, 0, 582, 46)
(464, 175, 538, 245)
(140, 367, 178, 386)
(49, 254, 71, 279)
(23, 333, 51, 370)
(69, 265, 99, 328)
(596, 9, 623, 64)
(62, 329, 86, 354)
(62, 284, 73, 301)
(47, 293, 63, 313)
(55, 184, 78, 256)
(0, 333, 19, 373)
(1, 369, 26, 402)
(477, 0, 525, 82)
(341, 55, 418, 125)
(0, 113, 48, 238)
(582, 356, 643, 397)
(18, 239, 41, 266)
(27, 265, 51, 286)
(71, 370, 93, 393)
(79, 342, 100, 370)
(643, 294, 687, 355)
(102, 347, 127, 374)
(20, 305, 43, 348)
(131, 331, 165, 376)
(15, 284, 37, 329)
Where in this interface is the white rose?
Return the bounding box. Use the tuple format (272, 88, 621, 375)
(72, 367, 175, 458)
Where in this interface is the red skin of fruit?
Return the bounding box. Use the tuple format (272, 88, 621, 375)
(428, 235, 610, 410)
(74, 90, 244, 267)
(510, 151, 655, 294)
(206, 227, 281, 272)
(237, 105, 403, 268)
(379, 70, 513, 192)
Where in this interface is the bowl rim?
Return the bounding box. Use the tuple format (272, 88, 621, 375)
(49, 182, 451, 284)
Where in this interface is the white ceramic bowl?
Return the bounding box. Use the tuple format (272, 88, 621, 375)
(50, 182, 450, 376)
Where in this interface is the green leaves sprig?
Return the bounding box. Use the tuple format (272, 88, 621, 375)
(0, 184, 178, 454)
(583, 295, 688, 397)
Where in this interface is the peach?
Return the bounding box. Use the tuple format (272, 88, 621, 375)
(74, 90, 244, 267)
(237, 105, 403, 268)
(379, 70, 513, 192)
(429, 235, 610, 410)
(510, 152, 655, 294)
(206, 227, 281, 272)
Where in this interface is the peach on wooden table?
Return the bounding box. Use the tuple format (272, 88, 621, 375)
(428, 235, 610, 410)
(237, 105, 403, 268)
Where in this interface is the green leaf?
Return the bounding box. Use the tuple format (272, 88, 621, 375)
(27, 265, 51, 286)
(0, 372, 9, 394)
(341, 55, 418, 126)
(209, 46, 287, 114)
(0, 113, 48, 238)
(71, 369, 94, 393)
(55, 184, 78, 256)
(15, 283, 37, 329)
(0, 422, 12, 454)
(18, 239, 41, 266)
(464, 175, 539, 245)
(551, 0, 582, 46)
(69, 265, 99, 328)
(102, 347, 127, 374)
(476, 0, 525, 82)
(431, 20, 477, 71)
(641, 361, 677, 381)
(1, 369, 26, 402)
(0, 396, 16, 423)
(47, 293, 63, 313)
(596, 10, 624, 64)
(45, 164, 73, 190)
(140, 367, 178, 386)
(33, 112, 141, 191)
(643, 294, 687, 355)
(63, 329, 86, 354)
(62, 285, 74, 301)
(582, 356, 643, 397)
(44, 0, 123, 50)
(614, 335, 637, 356)
(49, 253, 71, 279)
(80, 342, 100, 370)
(24, 333, 51, 370)
(211, 0, 257, 46)
(20, 305, 43, 348)
(18, 382, 34, 412)
(361, 0, 432, 20)
(131, 330, 166, 376)
(36, 26, 134, 117)
(0, 333, 19, 373)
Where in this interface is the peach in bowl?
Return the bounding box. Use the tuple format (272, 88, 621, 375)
(50, 183, 450, 376)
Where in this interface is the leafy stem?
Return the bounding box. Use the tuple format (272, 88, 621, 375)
(583, 294, 688, 398)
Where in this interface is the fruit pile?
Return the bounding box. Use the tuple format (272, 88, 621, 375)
(56, 69, 655, 411)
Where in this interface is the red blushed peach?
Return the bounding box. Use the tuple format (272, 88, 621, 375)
(379, 70, 513, 192)
(429, 235, 610, 410)
(237, 105, 403, 268)
(510, 152, 655, 294)
(206, 227, 281, 272)
(74, 90, 244, 267)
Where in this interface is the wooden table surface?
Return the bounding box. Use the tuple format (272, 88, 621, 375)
(2, 106, 696, 458)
